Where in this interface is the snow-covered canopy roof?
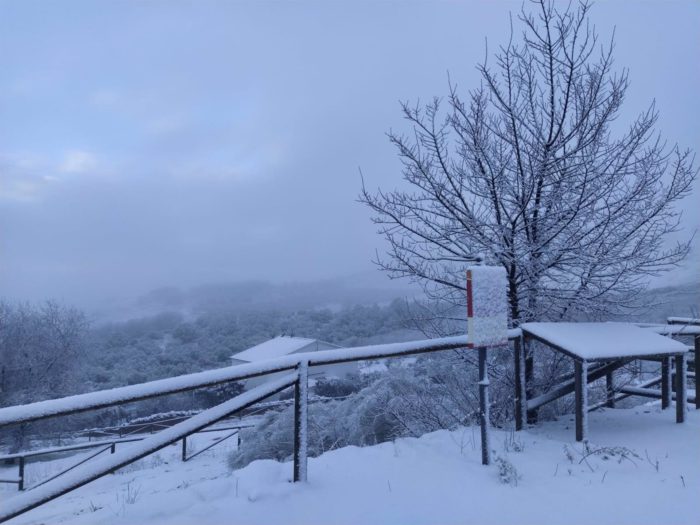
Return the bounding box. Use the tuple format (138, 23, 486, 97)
(231, 336, 323, 363)
(520, 322, 688, 361)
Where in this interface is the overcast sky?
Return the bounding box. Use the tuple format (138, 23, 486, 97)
(1, 0, 698, 307)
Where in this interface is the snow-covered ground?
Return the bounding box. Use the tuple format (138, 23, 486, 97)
(3, 406, 698, 525)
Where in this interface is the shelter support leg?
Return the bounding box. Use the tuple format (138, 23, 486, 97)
(661, 357, 672, 409)
(514, 336, 527, 431)
(695, 336, 699, 410)
(18, 456, 24, 491)
(293, 360, 309, 482)
(522, 335, 537, 424)
(478, 347, 490, 466)
(575, 360, 588, 442)
(605, 370, 615, 408)
(675, 354, 686, 423)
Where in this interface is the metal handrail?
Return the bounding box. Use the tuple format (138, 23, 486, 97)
(0, 333, 519, 523)
(667, 317, 700, 326)
(0, 437, 143, 461)
(182, 429, 239, 462)
(28, 445, 113, 491)
(0, 425, 252, 462)
(0, 373, 297, 523)
(0, 424, 256, 493)
(0, 334, 516, 427)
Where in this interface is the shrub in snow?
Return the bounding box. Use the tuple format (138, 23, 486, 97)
(313, 376, 362, 398)
(128, 410, 200, 425)
(503, 430, 524, 453)
(230, 336, 633, 471)
(494, 455, 521, 486)
(580, 445, 641, 466)
(229, 356, 498, 470)
(229, 379, 404, 469)
(194, 382, 245, 408)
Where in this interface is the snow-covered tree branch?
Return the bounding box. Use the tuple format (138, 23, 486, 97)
(361, 0, 697, 326)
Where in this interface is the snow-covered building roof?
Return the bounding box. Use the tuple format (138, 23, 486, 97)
(230, 336, 338, 364)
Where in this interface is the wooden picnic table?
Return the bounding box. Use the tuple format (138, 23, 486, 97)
(517, 322, 689, 441)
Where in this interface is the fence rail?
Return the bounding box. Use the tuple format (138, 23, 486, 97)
(0, 334, 518, 523)
(667, 317, 700, 326)
(0, 423, 253, 493)
(1, 334, 514, 428)
(0, 374, 297, 523)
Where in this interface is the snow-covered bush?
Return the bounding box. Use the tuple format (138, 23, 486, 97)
(229, 379, 404, 469)
(313, 376, 362, 398)
(229, 352, 504, 470)
(494, 455, 521, 486)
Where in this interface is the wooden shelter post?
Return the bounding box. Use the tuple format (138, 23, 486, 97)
(605, 370, 615, 408)
(18, 457, 25, 491)
(661, 357, 672, 409)
(675, 353, 686, 423)
(525, 339, 536, 424)
(695, 335, 699, 409)
(574, 360, 588, 442)
(514, 335, 527, 431)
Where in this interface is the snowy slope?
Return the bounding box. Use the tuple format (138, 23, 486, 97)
(3, 407, 698, 525)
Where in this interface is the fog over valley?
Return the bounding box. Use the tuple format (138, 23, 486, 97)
(1, 1, 698, 309)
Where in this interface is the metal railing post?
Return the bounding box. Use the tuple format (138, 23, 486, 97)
(181, 437, 187, 462)
(478, 347, 490, 466)
(293, 360, 309, 482)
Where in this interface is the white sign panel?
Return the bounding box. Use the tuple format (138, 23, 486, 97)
(466, 265, 508, 347)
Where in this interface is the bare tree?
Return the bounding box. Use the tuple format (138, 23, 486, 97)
(361, 0, 696, 327)
(0, 300, 88, 405)
(0, 301, 88, 451)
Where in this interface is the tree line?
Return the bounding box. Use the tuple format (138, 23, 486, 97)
(0, 299, 413, 408)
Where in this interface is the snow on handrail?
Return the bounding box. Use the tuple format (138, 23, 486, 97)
(635, 323, 700, 336)
(0, 437, 144, 461)
(0, 422, 258, 461)
(0, 333, 518, 427)
(667, 317, 700, 326)
(0, 373, 297, 524)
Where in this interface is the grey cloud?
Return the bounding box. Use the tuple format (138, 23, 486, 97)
(1, 0, 698, 308)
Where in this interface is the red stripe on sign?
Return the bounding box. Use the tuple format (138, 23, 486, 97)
(466, 269, 473, 318)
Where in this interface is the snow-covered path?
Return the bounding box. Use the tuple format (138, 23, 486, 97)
(4, 407, 699, 525)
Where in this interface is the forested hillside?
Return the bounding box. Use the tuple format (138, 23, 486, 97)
(82, 299, 415, 391)
(0, 298, 417, 408)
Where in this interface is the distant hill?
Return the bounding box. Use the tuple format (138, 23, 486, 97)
(90, 272, 422, 322)
(88, 271, 699, 325)
(624, 281, 700, 323)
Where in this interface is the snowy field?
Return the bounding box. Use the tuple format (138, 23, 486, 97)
(3, 406, 698, 525)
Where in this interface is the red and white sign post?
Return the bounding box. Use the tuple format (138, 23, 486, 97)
(466, 265, 508, 465)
